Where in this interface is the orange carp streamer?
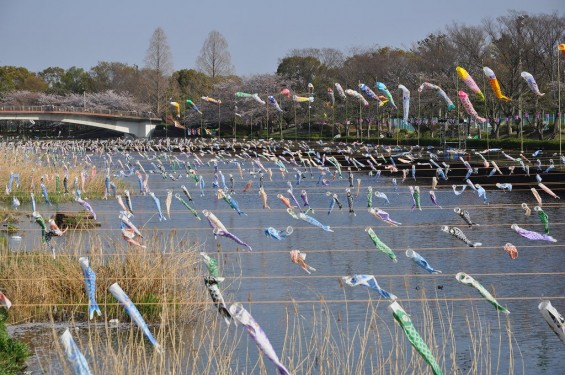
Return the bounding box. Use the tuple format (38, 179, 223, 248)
(483, 67, 511, 102)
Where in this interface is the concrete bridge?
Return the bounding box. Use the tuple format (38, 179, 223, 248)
(0, 106, 161, 137)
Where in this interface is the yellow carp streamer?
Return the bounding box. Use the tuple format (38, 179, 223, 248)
(456, 66, 485, 101)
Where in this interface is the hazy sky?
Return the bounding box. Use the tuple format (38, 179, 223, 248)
(0, 0, 562, 76)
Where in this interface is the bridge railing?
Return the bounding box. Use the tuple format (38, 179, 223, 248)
(0, 105, 157, 120)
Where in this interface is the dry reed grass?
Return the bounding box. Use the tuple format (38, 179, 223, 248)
(0, 230, 207, 324)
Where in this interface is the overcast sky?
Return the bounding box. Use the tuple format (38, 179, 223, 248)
(0, 0, 562, 76)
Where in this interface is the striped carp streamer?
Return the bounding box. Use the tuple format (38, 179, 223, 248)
(365, 227, 397, 262)
(454, 207, 479, 226)
(503, 243, 518, 260)
(521, 72, 545, 96)
(229, 303, 291, 375)
(459, 91, 487, 123)
(290, 250, 316, 274)
(60, 329, 91, 375)
(441, 225, 482, 247)
(342, 275, 397, 300)
(109, 283, 161, 351)
(538, 300, 565, 345)
(418, 82, 455, 111)
(455, 272, 510, 314)
(389, 301, 443, 375)
(204, 277, 232, 325)
(406, 249, 442, 274)
(456, 66, 485, 101)
(521, 203, 531, 216)
(511, 224, 556, 242)
(483, 67, 511, 102)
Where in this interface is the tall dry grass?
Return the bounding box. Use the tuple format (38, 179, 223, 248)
(0, 230, 207, 324)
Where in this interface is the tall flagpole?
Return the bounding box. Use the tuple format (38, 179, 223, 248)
(558, 43, 562, 157)
(417, 75, 422, 147)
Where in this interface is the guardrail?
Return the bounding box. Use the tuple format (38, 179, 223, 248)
(0, 105, 158, 120)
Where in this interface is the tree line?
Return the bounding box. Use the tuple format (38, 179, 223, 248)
(1, 10, 564, 140)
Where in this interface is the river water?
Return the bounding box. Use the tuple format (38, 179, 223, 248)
(6, 150, 565, 374)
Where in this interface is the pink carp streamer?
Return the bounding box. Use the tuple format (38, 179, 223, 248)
(458, 91, 487, 123)
(538, 183, 560, 199)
